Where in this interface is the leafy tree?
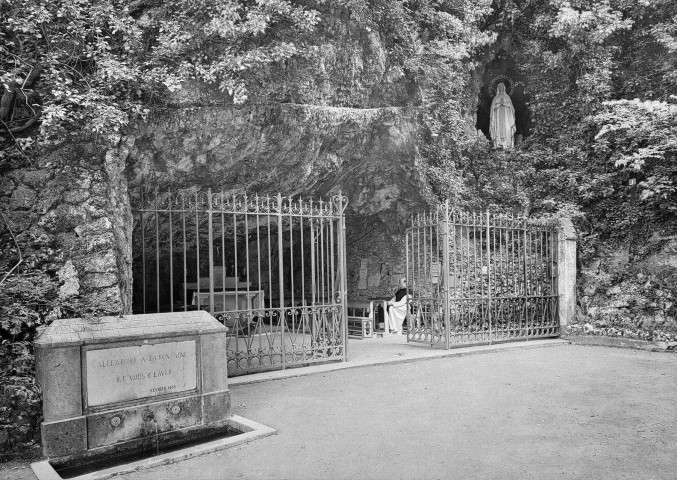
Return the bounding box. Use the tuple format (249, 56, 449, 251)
(583, 99, 677, 237)
(0, 0, 320, 166)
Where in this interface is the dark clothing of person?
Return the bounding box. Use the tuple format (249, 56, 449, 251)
(394, 288, 409, 302)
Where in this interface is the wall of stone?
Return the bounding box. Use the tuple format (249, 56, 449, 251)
(0, 142, 132, 316)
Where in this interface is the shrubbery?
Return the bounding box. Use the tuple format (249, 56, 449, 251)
(0, 271, 68, 458)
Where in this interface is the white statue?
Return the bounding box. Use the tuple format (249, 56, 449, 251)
(489, 83, 516, 149)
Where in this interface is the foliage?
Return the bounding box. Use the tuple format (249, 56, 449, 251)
(522, 1, 675, 241)
(0, 344, 43, 459)
(401, 0, 496, 209)
(446, 0, 677, 236)
(582, 99, 677, 238)
(0, 271, 69, 339)
(0, 0, 320, 166)
(0, 271, 70, 458)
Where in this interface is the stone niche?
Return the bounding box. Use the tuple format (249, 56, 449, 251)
(34, 311, 230, 461)
(475, 52, 532, 142)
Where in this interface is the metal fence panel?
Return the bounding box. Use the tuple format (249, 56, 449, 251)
(406, 201, 559, 347)
(131, 189, 348, 375)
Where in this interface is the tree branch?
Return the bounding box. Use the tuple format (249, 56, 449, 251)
(3, 114, 40, 133)
(0, 119, 35, 164)
(0, 84, 17, 120)
(0, 211, 24, 286)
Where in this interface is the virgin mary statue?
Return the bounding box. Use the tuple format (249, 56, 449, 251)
(489, 83, 516, 149)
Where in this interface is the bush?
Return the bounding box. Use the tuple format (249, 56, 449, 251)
(0, 270, 72, 459)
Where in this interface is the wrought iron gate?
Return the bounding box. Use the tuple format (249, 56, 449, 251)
(406, 201, 559, 348)
(131, 189, 348, 375)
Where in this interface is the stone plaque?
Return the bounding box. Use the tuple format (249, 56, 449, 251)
(86, 340, 197, 407)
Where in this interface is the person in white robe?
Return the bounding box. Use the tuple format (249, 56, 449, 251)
(386, 278, 409, 334)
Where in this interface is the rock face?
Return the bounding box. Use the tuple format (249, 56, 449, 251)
(169, 9, 412, 109)
(575, 236, 677, 340)
(259, 10, 413, 108)
(127, 103, 427, 300)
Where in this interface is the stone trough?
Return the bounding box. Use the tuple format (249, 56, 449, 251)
(30, 311, 275, 480)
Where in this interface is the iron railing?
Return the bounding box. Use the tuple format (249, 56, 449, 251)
(406, 201, 559, 347)
(131, 188, 349, 375)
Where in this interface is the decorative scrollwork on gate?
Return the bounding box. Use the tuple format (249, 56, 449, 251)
(331, 193, 349, 214)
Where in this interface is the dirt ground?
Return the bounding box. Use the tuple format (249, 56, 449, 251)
(3, 344, 676, 480)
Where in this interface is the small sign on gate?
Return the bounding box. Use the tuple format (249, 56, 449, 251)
(430, 261, 441, 284)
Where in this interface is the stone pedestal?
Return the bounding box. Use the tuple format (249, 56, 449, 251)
(34, 311, 230, 460)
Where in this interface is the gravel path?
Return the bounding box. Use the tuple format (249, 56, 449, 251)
(120, 345, 677, 480)
(4, 344, 675, 480)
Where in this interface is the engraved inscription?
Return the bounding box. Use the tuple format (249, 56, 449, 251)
(86, 341, 197, 407)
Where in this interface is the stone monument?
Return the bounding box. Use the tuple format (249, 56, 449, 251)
(34, 311, 231, 461)
(489, 82, 516, 149)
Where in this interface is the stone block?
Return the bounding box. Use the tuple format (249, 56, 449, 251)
(558, 218, 577, 327)
(41, 416, 87, 458)
(57, 261, 80, 300)
(82, 272, 118, 289)
(200, 332, 229, 394)
(0, 176, 15, 194)
(74, 176, 92, 190)
(55, 232, 78, 252)
(85, 205, 108, 218)
(4, 210, 35, 232)
(35, 346, 82, 422)
(75, 217, 112, 237)
(89, 193, 108, 208)
(153, 396, 200, 433)
(9, 186, 35, 210)
(202, 391, 232, 425)
(83, 252, 117, 273)
(84, 232, 115, 252)
(11, 169, 52, 188)
(79, 285, 122, 312)
(35, 189, 63, 214)
(63, 189, 91, 204)
(39, 204, 86, 232)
